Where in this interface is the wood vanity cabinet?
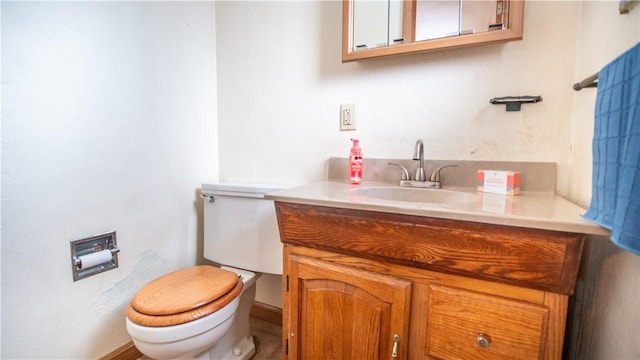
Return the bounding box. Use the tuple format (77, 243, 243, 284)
(275, 202, 584, 360)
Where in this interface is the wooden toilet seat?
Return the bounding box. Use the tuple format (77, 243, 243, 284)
(126, 265, 243, 327)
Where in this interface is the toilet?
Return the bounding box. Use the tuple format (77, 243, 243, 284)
(125, 184, 283, 360)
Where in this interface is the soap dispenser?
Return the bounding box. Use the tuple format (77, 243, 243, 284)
(349, 138, 363, 184)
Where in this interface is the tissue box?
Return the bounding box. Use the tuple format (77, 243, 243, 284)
(477, 170, 520, 195)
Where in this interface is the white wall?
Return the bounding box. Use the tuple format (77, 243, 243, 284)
(217, 1, 582, 194)
(1, 2, 217, 358)
(569, 1, 640, 207)
(566, 2, 640, 359)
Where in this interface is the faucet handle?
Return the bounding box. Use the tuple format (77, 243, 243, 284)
(388, 163, 411, 180)
(429, 165, 457, 188)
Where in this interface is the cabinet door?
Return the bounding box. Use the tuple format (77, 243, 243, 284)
(286, 254, 412, 360)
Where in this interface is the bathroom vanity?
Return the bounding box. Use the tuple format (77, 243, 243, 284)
(266, 161, 608, 360)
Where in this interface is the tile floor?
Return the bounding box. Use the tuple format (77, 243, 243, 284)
(250, 317, 283, 360)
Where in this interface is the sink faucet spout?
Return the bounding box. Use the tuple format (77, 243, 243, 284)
(413, 139, 426, 181)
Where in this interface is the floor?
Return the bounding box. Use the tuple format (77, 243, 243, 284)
(250, 317, 283, 360)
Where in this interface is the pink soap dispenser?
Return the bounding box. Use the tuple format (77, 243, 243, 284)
(349, 138, 363, 184)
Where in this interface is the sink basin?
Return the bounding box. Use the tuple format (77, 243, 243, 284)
(353, 187, 477, 204)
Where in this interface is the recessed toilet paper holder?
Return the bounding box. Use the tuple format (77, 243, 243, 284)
(70, 231, 119, 281)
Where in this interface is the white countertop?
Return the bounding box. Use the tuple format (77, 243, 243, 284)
(265, 180, 610, 236)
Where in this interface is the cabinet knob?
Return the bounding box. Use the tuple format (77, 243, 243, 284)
(476, 333, 491, 348)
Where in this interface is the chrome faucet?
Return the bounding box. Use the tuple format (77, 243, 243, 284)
(387, 139, 458, 189)
(413, 139, 427, 181)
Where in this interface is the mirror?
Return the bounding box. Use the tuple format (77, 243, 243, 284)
(352, 0, 404, 50)
(342, 0, 524, 62)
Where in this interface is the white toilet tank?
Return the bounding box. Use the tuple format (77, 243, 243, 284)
(201, 183, 283, 275)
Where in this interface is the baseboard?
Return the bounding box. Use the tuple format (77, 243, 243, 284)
(250, 301, 283, 326)
(99, 341, 142, 360)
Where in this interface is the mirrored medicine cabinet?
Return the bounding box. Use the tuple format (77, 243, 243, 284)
(342, 0, 524, 62)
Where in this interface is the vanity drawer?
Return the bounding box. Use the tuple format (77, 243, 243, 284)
(274, 202, 584, 294)
(426, 284, 548, 360)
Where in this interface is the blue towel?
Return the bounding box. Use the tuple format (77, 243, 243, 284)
(583, 42, 640, 256)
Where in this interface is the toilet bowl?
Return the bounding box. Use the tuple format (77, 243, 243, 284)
(126, 265, 258, 360)
(126, 183, 283, 360)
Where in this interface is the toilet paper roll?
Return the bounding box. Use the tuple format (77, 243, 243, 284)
(77, 250, 113, 269)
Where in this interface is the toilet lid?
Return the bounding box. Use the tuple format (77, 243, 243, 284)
(126, 278, 243, 327)
(131, 265, 240, 316)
